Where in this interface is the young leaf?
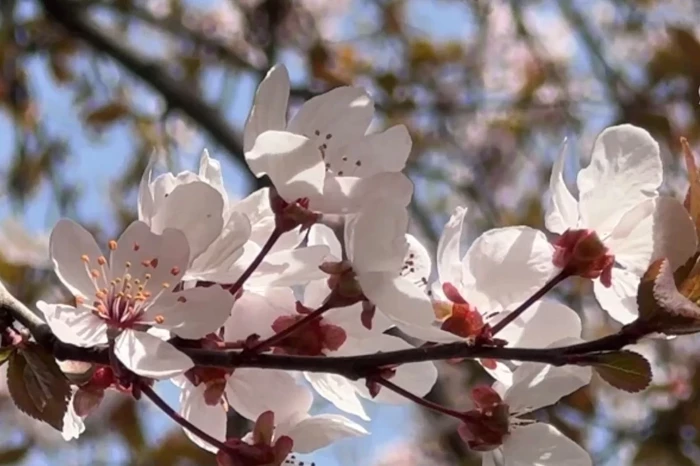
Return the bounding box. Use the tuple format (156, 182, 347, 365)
(7, 343, 71, 431)
(0, 347, 15, 369)
(592, 350, 652, 393)
(681, 137, 700, 240)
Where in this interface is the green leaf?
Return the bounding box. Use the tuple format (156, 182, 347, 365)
(7, 343, 71, 431)
(0, 347, 14, 369)
(592, 351, 652, 393)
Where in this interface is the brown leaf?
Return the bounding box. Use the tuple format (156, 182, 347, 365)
(592, 351, 652, 393)
(84, 102, 129, 128)
(681, 137, 700, 240)
(7, 343, 71, 431)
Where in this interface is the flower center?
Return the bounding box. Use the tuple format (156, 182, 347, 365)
(270, 314, 346, 356)
(78, 241, 176, 329)
(458, 386, 510, 452)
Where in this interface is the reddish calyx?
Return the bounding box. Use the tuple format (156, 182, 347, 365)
(269, 190, 319, 233)
(216, 411, 293, 466)
(436, 283, 494, 344)
(73, 365, 138, 417)
(553, 229, 615, 287)
(457, 386, 510, 452)
(270, 303, 346, 356)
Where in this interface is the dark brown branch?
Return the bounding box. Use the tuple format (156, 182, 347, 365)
(39, 0, 250, 173)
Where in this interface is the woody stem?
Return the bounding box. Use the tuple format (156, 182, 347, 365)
(490, 269, 571, 336)
(139, 381, 231, 452)
(226, 227, 283, 296)
(376, 378, 465, 420)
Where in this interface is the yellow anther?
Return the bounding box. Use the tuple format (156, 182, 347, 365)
(162, 282, 170, 289)
(154, 315, 165, 324)
(75, 296, 85, 305)
(108, 240, 118, 250)
(90, 269, 101, 279)
(114, 278, 122, 284)
(80, 254, 90, 263)
(95, 291, 106, 300)
(97, 256, 107, 266)
(144, 273, 152, 280)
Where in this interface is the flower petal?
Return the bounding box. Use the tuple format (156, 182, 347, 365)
(111, 221, 189, 298)
(149, 181, 225, 262)
(359, 271, 434, 327)
(308, 224, 342, 259)
(245, 130, 326, 202)
(316, 172, 413, 214)
(179, 381, 226, 453)
(437, 206, 468, 286)
(504, 423, 591, 466)
(114, 330, 193, 379)
(198, 149, 228, 209)
(593, 268, 640, 324)
(607, 197, 697, 275)
(324, 124, 411, 177)
(287, 86, 373, 160)
(150, 286, 234, 339)
(279, 414, 368, 454)
(37, 301, 108, 347)
(188, 211, 251, 282)
(137, 151, 157, 223)
(246, 245, 330, 287)
(341, 335, 438, 403)
(577, 124, 662, 237)
(50, 219, 105, 299)
(226, 369, 309, 423)
(304, 372, 369, 421)
(345, 202, 408, 273)
(461, 227, 556, 311)
(243, 65, 290, 152)
(402, 234, 431, 293)
(225, 288, 295, 341)
(504, 361, 591, 414)
(545, 140, 579, 234)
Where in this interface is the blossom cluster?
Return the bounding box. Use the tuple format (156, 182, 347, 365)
(23, 64, 700, 466)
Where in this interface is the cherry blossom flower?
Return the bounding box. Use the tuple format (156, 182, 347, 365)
(461, 356, 592, 466)
(341, 201, 435, 329)
(545, 125, 697, 323)
(179, 369, 367, 456)
(243, 64, 413, 213)
(38, 219, 234, 379)
(139, 150, 252, 283)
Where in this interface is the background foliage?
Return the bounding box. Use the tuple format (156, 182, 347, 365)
(2, 0, 700, 464)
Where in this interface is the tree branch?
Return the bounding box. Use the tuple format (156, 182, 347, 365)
(39, 0, 253, 177)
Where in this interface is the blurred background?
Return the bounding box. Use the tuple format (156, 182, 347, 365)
(2, 0, 700, 464)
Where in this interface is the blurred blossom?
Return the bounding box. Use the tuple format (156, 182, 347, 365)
(0, 218, 50, 269)
(373, 438, 451, 466)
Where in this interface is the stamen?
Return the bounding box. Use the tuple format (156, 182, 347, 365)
(177, 296, 187, 303)
(90, 269, 101, 279)
(108, 240, 118, 250)
(75, 296, 85, 305)
(170, 266, 180, 276)
(154, 315, 165, 324)
(80, 254, 90, 263)
(97, 256, 107, 266)
(162, 282, 170, 289)
(133, 242, 140, 251)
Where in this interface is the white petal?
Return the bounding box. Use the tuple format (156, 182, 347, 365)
(37, 301, 108, 347)
(246, 245, 329, 287)
(225, 288, 295, 341)
(345, 202, 408, 273)
(593, 268, 640, 324)
(149, 181, 224, 262)
(243, 65, 290, 152)
(340, 335, 438, 403)
(323, 304, 393, 337)
(245, 130, 326, 202)
(150, 286, 234, 339)
(198, 149, 228, 209)
(396, 321, 465, 343)
(279, 414, 368, 454)
(504, 423, 591, 466)
(188, 211, 251, 282)
(287, 86, 373, 158)
(324, 124, 411, 177)
(317, 172, 413, 214)
(608, 197, 696, 274)
(179, 381, 226, 453)
(437, 206, 468, 285)
(308, 224, 342, 259)
(486, 300, 581, 385)
(545, 140, 579, 234)
(226, 369, 310, 423)
(49, 219, 105, 299)
(111, 221, 189, 298)
(402, 234, 432, 293)
(303, 279, 335, 311)
(577, 124, 662, 237)
(504, 362, 591, 414)
(304, 372, 369, 421)
(461, 227, 556, 310)
(62, 391, 86, 440)
(114, 330, 193, 379)
(137, 151, 156, 223)
(358, 272, 434, 327)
